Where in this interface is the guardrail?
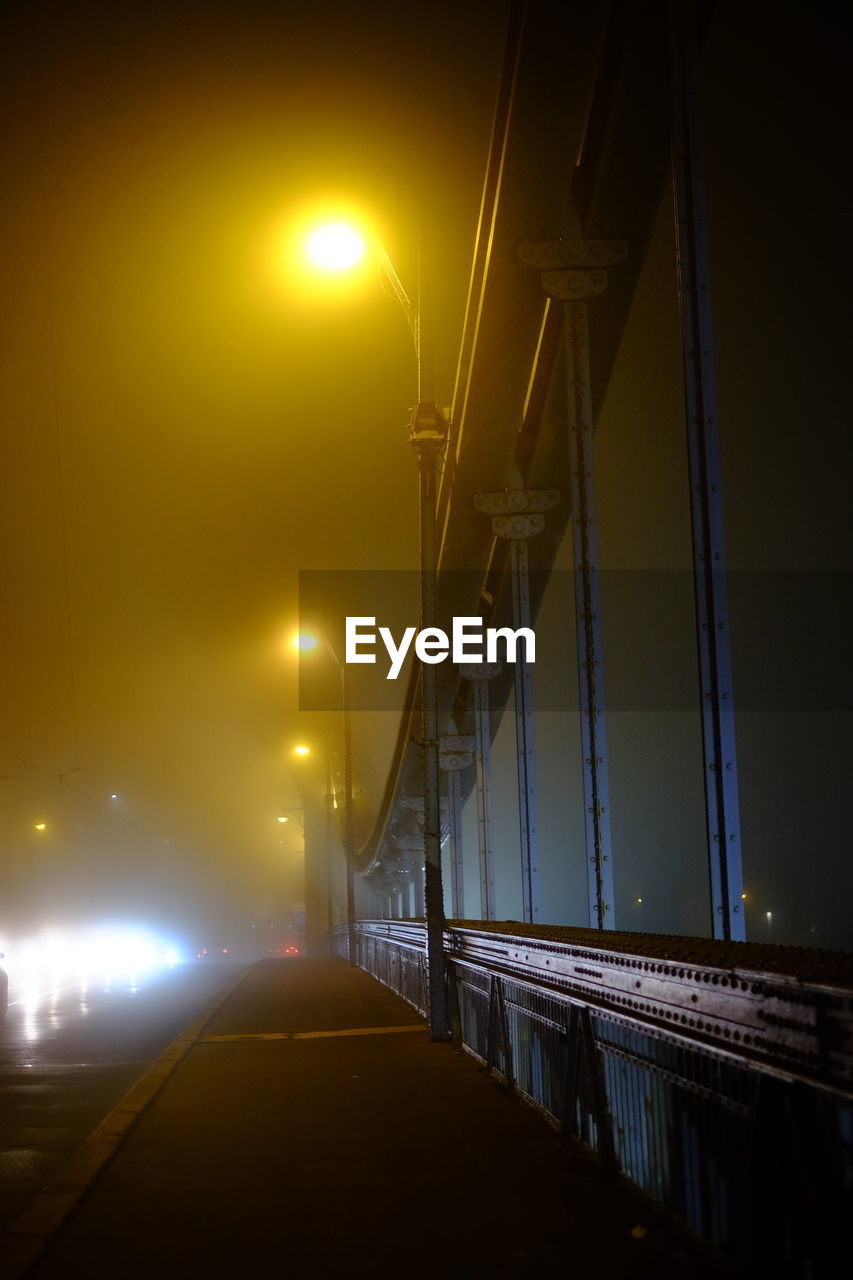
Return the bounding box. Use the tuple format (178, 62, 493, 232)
(335, 920, 853, 1276)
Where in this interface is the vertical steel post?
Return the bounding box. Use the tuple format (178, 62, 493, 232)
(564, 299, 615, 930)
(670, 0, 745, 940)
(474, 489, 558, 924)
(474, 680, 496, 919)
(518, 236, 628, 930)
(324, 734, 335, 953)
(510, 536, 540, 924)
(382, 199, 449, 1032)
(341, 662, 358, 964)
(439, 736, 473, 920)
(412, 419, 450, 1038)
(460, 664, 501, 921)
(414, 860, 426, 918)
(447, 772, 464, 918)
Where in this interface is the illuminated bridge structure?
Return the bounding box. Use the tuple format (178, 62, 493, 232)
(307, 3, 852, 1272)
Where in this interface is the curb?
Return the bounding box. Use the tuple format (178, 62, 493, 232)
(0, 962, 256, 1278)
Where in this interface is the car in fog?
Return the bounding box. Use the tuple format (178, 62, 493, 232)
(196, 945, 234, 960)
(1, 953, 8, 1019)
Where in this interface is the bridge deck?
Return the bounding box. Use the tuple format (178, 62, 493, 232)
(4, 958, 722, 1278)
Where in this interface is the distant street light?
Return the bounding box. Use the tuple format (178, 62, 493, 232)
(296, 626, 357, 968)
(303, 212, 449, 1040)
(293, 632, 318, 652)
(34, 822, 47, 831)
(294, 744, 311, 757)
(276, 806, 305, 834)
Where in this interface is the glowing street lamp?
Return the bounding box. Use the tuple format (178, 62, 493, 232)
(293, 632, 319, 652)
(302, 213, 449, 1039)
(294, 744, 311, 757)
(305, 222, 365, 272)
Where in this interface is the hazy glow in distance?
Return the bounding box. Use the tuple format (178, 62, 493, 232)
(2, 926, 186, 991)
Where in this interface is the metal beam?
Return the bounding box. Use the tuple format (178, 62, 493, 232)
(440, 735, 474, 920)
(510, 536, 540, 924)
(522, 238, 623, 930)
(669, 0, 745, 941)
(460, 666, 501, 921)
(474, 489, 558, 923)
(446, 772, 464, 918)
(564, 299, 615, 930)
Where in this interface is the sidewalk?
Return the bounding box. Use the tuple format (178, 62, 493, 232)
(3, 958, 724, 1278)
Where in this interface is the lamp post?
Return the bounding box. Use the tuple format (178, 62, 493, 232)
(305, 216, 449, 1040)
(380, 231, 450, 1041)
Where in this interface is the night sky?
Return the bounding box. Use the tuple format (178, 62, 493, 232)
(0, 0, 509, 934)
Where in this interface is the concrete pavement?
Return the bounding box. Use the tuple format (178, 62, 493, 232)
(2, 957, 725, 1277)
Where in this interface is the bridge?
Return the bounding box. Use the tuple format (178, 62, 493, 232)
(0, 2, 848, 1276)
(295, 2, 852, 1274)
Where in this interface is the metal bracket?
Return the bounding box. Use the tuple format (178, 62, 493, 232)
(409, 402, 448, 444)
(393, 834, 425, 852)
(518, 238, 627, 269)
(440, 735, 475, 771)
(486, 973, 514, 1086)
(473, 488, 559, 516)
(398, 796, 449, 818)
(518, 237, 627, 305)
(561, 1005, 616, 1169)
(540, 269, 609, 301)
(474, 488, 558, 541)
(459, 661, 502, 682)
(439, 753, 472, 771)
(491, 512, 545, 540)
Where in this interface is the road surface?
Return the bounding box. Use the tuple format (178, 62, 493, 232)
(0, 959, 245, 1230)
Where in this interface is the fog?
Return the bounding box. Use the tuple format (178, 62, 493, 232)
(0, 0, 509, 937)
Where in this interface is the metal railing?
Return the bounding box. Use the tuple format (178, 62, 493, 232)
(335, 919, 853, 1276)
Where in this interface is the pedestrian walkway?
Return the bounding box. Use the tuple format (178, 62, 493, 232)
(3, 958, 723, 1277)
